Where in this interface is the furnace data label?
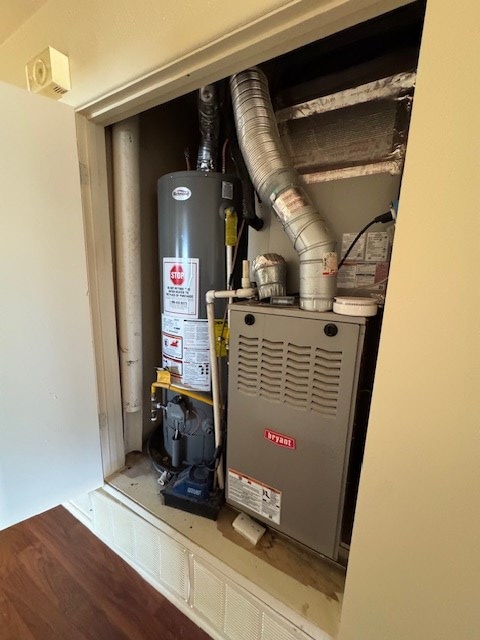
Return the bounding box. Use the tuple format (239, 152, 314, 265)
(227, 469, 281, 525)
(365, 231, 389, 262)
(341, 233, 366, 261)
(163, 257, 199, 317)
(337, 262, 389, 291)
(161, 315, 211, 391)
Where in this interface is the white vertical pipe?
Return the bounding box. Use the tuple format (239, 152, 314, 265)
(112, 117, 143, 453)
(206, 286, 256, 488)
(226, 245, 233, 288)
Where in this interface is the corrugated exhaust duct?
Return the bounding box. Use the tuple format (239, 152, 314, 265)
(230, 68, 337, 311)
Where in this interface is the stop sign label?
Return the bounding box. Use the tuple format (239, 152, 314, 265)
(170, 264, 184, 285)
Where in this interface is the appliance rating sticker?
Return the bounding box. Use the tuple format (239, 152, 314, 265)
(163, 257, 199, 317)
(227, 469, 281, 525)
(161, 315, 211, 391)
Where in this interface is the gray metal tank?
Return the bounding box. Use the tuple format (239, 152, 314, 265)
(157, 170, 241, 465)
(158, 171, 241, 317)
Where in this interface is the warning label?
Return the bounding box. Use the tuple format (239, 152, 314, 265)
(227, 469, 281, 525)
(163, 257, 199, 317)
(162, 315, 211, 391)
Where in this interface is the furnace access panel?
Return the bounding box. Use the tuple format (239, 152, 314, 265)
(226, 303, 366, 561)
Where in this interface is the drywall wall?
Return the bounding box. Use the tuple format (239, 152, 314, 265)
(339, 1, 480, 638)
(0, 0, 410, 110)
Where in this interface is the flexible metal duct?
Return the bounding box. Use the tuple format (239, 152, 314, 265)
(197, 84, 219, 172)
(230, 68, 337, 311)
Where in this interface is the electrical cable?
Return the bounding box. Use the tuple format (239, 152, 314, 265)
(221, 138, 229, 174)
(338, 210, 394, 269)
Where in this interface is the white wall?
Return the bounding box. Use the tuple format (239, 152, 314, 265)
(339, 1, 480, 638)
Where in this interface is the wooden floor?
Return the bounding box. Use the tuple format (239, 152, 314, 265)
(0, 506, 210, 640)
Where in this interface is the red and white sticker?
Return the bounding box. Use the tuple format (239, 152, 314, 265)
(264, 428, 296, 450)
(322, 251, 338, 276)
(163, 257, 199, 317)
(227, 469, 281, 525)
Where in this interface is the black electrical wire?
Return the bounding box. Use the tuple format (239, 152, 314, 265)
(338, 210, 394, 269)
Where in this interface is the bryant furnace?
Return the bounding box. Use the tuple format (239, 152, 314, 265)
(226, 302, 373, 562)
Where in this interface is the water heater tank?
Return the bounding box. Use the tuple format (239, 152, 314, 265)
(157, 170, 241, 391)
(157, 170, 241, 467)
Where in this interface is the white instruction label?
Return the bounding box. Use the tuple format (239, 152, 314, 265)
(365, 231, 389, 262)
(341, 233, 365, 261)
(163, 257, 199, 317)
(337, 262, 389, 291)
(228, 469, 281, 525)
(162, 315, 211, 391)
(273, 187, 305, 223)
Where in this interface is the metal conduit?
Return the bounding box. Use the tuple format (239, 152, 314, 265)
(230, 68, 337, 311)
(197, 84, 219, 172)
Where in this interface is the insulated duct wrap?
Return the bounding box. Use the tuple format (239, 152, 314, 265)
(230, 68, 337, 311)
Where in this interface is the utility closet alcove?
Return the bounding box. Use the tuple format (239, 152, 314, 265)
(105, 2, 425, 636)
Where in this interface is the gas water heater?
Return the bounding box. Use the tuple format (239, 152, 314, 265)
(156, 170, 241, 469)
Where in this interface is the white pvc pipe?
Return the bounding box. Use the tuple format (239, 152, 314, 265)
(112, 118, 143, 452)
(226, 245, 233, 289)
(206, 286, 256, 488)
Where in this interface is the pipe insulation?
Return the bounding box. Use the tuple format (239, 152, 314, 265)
(197, 84, 219, 172)
(230, 68, 337, 311)
(112, 118, 143, 452)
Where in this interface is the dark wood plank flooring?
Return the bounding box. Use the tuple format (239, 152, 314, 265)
(0, 506, 211, 639)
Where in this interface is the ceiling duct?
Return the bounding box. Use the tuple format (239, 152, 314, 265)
(276, 72, 416, 183)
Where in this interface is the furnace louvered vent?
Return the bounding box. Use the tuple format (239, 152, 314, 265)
(236, 335, 342, 415)
(237, 335, 260, 396)
(312, 347, 342, 416)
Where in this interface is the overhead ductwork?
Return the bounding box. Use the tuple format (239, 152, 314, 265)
(196, 84, 219, 172)
(230, 68, 337, 311)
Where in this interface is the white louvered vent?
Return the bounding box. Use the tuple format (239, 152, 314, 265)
(112, 506, 136, 559)
(225, 584, 262, 640)
(259, 339, 283, 401)
(237, 335, 259, 395)
(285, 343, 310, 408)
(133, 517, 162, 581)
(160, 536, 189, 600)
(311, 347, 342, 416)
(91, 492, 189, 601)
(90, 492, 330, 640)
(190, 557, 323, 640)
(191, 557, 226, 630)
(261, 612, 305, 640)
(236, 336, 343, 415)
